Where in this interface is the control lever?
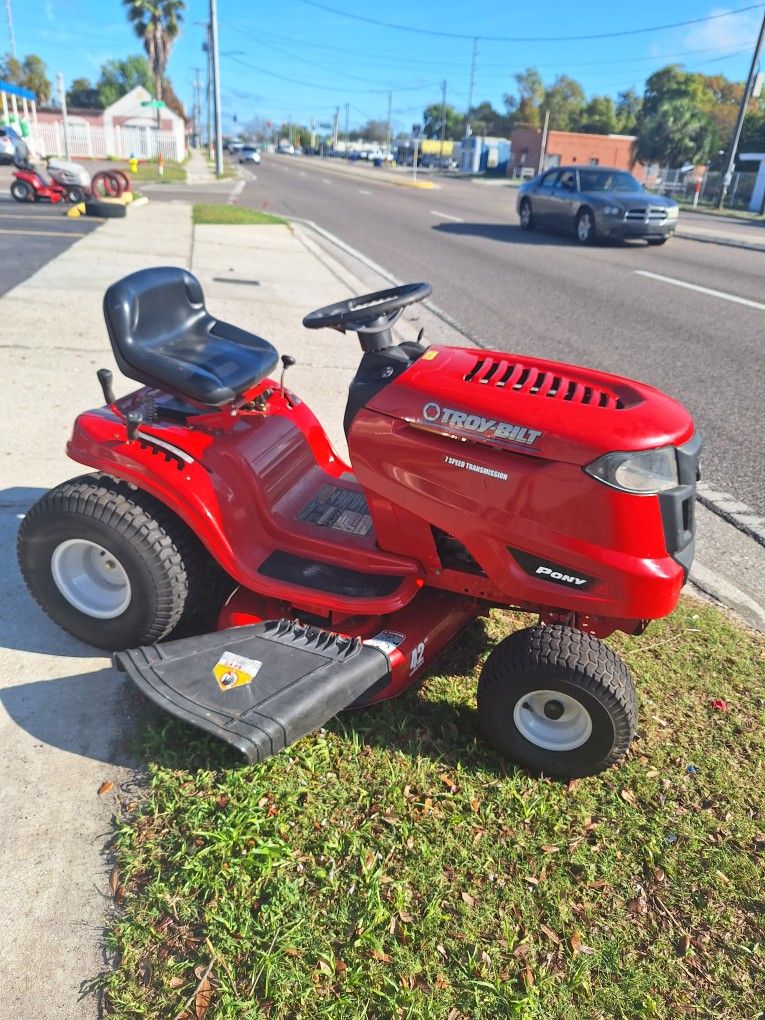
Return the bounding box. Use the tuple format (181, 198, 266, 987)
(126, 410, 143, 441)
(97, 368, 116, 405)
(280, 354, 296, 398)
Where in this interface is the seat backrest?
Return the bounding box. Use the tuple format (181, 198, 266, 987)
(104, 266, 208, 358)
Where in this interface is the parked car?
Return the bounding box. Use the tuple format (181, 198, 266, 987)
(0, 125, 26, 165)
(239, 146, 261, 165)
(517, 166, 679, 245)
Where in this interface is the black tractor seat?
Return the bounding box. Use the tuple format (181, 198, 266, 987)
(103, 267, 279, 407)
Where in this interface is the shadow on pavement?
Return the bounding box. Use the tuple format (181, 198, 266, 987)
(432, 221, 574, 246)
(0, 668, 139, 768)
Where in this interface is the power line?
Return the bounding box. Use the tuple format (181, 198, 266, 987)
(222, 52, 439, 94)
(296, 0, 765, 43)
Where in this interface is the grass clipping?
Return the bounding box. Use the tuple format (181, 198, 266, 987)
(193, 204, 286, 226)
(101, 598, 764, 1019)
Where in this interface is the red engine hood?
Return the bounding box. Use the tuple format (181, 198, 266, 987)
(367, 345, 695, 465)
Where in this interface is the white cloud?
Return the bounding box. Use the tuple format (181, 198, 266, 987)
(682, 6, 761, 51)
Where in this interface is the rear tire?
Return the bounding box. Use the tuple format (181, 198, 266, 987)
(66, 186, 85, 203)
(17, 475, 230, 650)
(519, 198, 534, 230)
(11, 180, 33, 202)
(647, 236, 669, 246)
(575, 207, 596, 244)
(477, 624, 636, 778)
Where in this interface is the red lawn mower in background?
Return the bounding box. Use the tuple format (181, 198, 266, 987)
(17, 269, 700, 778)
(10, 158, 130, 204)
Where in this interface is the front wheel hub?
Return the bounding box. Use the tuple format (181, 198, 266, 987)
(513, 689, 592, 751)
(50, 538, 132, 619)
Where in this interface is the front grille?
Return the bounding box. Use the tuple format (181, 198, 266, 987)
(463, 357, 624, 409)
(625, 207, 668, 222)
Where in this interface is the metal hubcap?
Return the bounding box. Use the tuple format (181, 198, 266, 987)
(577, 214, 592, 241)
(520, 203, 531, 226)
(513, 689, 592, 751)
(50, 539, 132, 619)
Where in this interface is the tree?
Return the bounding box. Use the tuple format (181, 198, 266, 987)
(66, 78, 100, 108)
(357, 119, 388, 143)
(543, 75, 586, 130)
(423, 102, 463, 139)
(578, 95, 616, 135)
(96, 55, 153, 107)
(0, 53, 51, 103)
(123, 0, 184, 104)
(636, 98, 716, 167)
(470, 101, 504, 135)
(507, 67, 545, 127)
(615, 89, 642, 134)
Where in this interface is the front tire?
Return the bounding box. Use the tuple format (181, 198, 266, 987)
(66, 186, 85, 203)
(477, 625, 636, 778)
(575, 207, 596, 244)
(647, 236, 669, 246)
(17, 475, 227, 650)
(11, 180, 33, 202)
(519, 198, 534, 230)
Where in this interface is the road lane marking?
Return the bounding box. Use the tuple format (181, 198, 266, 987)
(228, 179, 246, 203)
(430, 209, 464, 222)
(0, 227, 89, 237)
(635, 270, 765, 312)
(359, 189, 371, 195)
(321, 178, 331, 184)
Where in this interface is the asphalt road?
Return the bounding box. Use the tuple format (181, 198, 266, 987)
(242, 156, 764, 513)
(0, 168, 101, 297)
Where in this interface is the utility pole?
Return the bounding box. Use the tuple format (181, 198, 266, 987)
(310, 115, 316, 149)
(3, 0, 15, 58)
(440, 79, 447, 158)
(385, 91, 392, 154)
(209, 0, 223, 176)
(191, 68, 202, 147)
(332, 106, 339, 150)
(539, 109, 550, 173)
(344, 102, 349, 150)
(718, 9, 765, 209)
(56, 72, 70, 159)
(465, 37, 478, 138)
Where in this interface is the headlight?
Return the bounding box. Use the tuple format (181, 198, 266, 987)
(602, 205, 622, 216)
(665, 205, 679, 219)
(585, 447, 679, 494)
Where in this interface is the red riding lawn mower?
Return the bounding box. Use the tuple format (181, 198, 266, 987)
(17, 269, 700, 778)
(10, 159, 130, 205)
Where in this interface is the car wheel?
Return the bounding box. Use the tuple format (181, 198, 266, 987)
(647, 236, 669, 246)
(575, 208, 596, 244)
(519, 198, 534, 230)
(66, 186, 85, 203)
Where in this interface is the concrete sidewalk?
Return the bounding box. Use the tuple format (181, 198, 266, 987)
(0, 199, 763, 1018)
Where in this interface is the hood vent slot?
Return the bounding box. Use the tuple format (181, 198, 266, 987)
(464, 357, 624, 409)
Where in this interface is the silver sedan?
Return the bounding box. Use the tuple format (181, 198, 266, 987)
(517, 166, 679, 246)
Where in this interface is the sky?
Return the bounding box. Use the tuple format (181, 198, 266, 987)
(5, 0, 765, 135)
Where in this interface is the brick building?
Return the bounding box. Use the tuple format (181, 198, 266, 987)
(510, 127, 639, 177)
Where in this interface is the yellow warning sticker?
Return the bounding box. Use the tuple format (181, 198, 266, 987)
(213, 651, 263, 691)
(422, 349, 439, 361)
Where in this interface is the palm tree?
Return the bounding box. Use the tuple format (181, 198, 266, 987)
(123, 0, 184, 107)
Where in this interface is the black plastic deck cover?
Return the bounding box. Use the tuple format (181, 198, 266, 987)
(114, 620, 390, 763)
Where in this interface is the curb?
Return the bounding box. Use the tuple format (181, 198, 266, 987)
(696, 482, 765, 547)
(690, 560, 765, 633)
(677, 230, 765, 254)
(390, 178, 436, 190)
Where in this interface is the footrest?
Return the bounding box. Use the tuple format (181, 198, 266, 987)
(114, 620, 391, 763)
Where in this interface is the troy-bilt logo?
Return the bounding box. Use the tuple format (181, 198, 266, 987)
(422, 402, 543, 448)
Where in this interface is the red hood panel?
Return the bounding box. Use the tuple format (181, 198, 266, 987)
(368, 345, 695, 464)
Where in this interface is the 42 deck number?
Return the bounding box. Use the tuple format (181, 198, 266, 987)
(410, 640, 426, 675)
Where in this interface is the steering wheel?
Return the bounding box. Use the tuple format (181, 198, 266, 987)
(302, 282, 432, 334)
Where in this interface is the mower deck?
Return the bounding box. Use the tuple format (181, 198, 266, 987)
(114, 619, 391, 762)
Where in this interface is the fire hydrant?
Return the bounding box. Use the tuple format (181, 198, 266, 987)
(129, 156, 138, 174)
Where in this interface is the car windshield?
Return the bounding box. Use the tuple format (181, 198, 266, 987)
(578, 170, 643, 193)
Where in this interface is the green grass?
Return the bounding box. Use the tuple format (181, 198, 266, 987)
(677, 202, 764, 221)
(126, 160, 187, 184)
(193, 204, 287, 225)
(98, 598, 764, 1019)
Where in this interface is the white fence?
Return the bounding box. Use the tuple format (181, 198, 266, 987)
(33, 120, 185, 161)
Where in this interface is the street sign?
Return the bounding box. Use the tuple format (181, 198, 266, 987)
(319, 122, 331, 129)
(412, 123, 421, 139)
(141, 100, 166, 108)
